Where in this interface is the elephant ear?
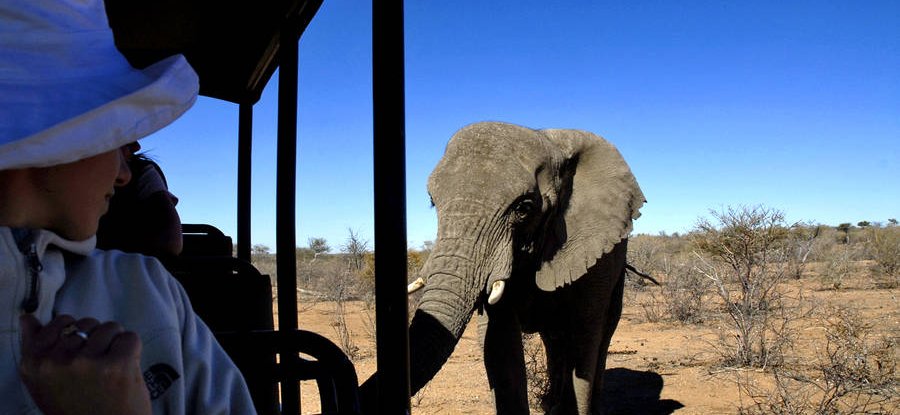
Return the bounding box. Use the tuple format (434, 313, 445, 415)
(534, 129, 645, 291)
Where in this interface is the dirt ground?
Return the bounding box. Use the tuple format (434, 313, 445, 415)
(290, 272, 898, 414)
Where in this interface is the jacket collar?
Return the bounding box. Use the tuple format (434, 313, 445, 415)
(3, 227, 95, 257)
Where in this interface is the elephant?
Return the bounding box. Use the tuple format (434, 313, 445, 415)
(360, 121, 645, 414)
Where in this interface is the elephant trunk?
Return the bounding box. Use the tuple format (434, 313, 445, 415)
(407, 246, 483, 391)
(407, 308, 462, 392)
(359, 240, 484, 411)
(357, 310, 460, 414)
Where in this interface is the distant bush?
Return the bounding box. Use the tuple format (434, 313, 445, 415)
(626, 235, 666, 290)
(251, 251, 277, 281)
(818, 244, 862, 290)
(785, 223, 820, 279)
(865, 226, 899, 285)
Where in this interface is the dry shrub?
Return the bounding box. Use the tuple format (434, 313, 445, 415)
(250, 250, 277, 278)
(626, 235, 665, 290)
(702, 270, 803, 370)
(819, 244, 860, 290)
(816, 308, 898, 403)
(736, 371, 808, 415)
(807, 228, 842, 263)
(522, 333, 550, 411)
(627, 234, 692, 288)
(629, 233, 709, 324)
(663, 258, 711, 324)
(360, 306, 377, 353)
(330, 301, 359, 360)
(693, 205, 796, 368)
(638, 256, 710, 324)
(737, 306, 899, 414)
(866, 226, 900, 288)
(638, 289, 666, 323)
(786, 223, 821, 279)
(319, 262, 361, 360)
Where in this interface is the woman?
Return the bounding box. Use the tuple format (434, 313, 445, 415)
(0, 0, 255, 413)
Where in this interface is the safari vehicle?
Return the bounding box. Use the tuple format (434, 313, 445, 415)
(106, 1, 409, 413)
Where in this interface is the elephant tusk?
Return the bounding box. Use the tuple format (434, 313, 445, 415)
(487, 280, 505, 305)
(407, 277, 425, 294)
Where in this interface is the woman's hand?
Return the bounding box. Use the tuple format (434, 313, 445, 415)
(19, 314, 151, 415)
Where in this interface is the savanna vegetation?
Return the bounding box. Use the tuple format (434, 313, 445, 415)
(248, 206, 899, 414)
(624, 206, 898, 414)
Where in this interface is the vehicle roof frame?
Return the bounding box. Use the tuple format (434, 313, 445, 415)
(106, 0, 411, 412)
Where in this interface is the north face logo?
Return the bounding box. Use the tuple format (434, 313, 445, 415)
(144, 363, 181, 400)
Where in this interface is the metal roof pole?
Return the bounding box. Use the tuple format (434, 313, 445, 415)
(373, 0, 411, 413)
(237, 103, 253, 262)
(276, 26, 302, 414)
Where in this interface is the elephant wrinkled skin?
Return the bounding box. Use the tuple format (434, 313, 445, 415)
(361, 122, 645, 414)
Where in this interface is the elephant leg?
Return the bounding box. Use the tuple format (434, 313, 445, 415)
(543, 328, 599, 415)
(479, 305, 530, 414)
(591, 270, 625, 414)
(571, 335, 601, 415)
(572, 245, 628, 415)
(541, 331, 574, 414)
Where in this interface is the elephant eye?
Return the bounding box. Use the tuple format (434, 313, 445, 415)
(513, 199, 535, 220)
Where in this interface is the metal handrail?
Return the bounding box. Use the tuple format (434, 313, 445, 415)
(217, 330, 361, 415)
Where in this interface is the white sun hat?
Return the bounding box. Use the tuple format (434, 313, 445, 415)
(0, 0, 199, 170)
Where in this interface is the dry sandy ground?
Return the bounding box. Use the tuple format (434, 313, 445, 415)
(290, 275, 898, 414)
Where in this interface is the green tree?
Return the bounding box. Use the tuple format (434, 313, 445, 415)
(837, 223, 852, 244)
(308, 237, 330, 262)
(251, 244, 270, 255)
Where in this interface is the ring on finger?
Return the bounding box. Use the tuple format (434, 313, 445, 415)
(61, 324, 89, 340)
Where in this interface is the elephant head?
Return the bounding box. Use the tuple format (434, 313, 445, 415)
(360, 121, 644, 406)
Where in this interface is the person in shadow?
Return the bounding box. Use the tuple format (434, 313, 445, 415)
(97, 141, 184, 259)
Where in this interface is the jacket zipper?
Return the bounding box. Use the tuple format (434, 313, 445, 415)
(21, 242, 42, 313)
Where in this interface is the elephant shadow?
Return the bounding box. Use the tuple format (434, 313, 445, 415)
(597, 368, 684, 414)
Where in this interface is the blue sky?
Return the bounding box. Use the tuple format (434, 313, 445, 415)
(141, 0, 899, 252)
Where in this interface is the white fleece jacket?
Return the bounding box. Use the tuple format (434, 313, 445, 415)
(0, 227, 255, 414)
